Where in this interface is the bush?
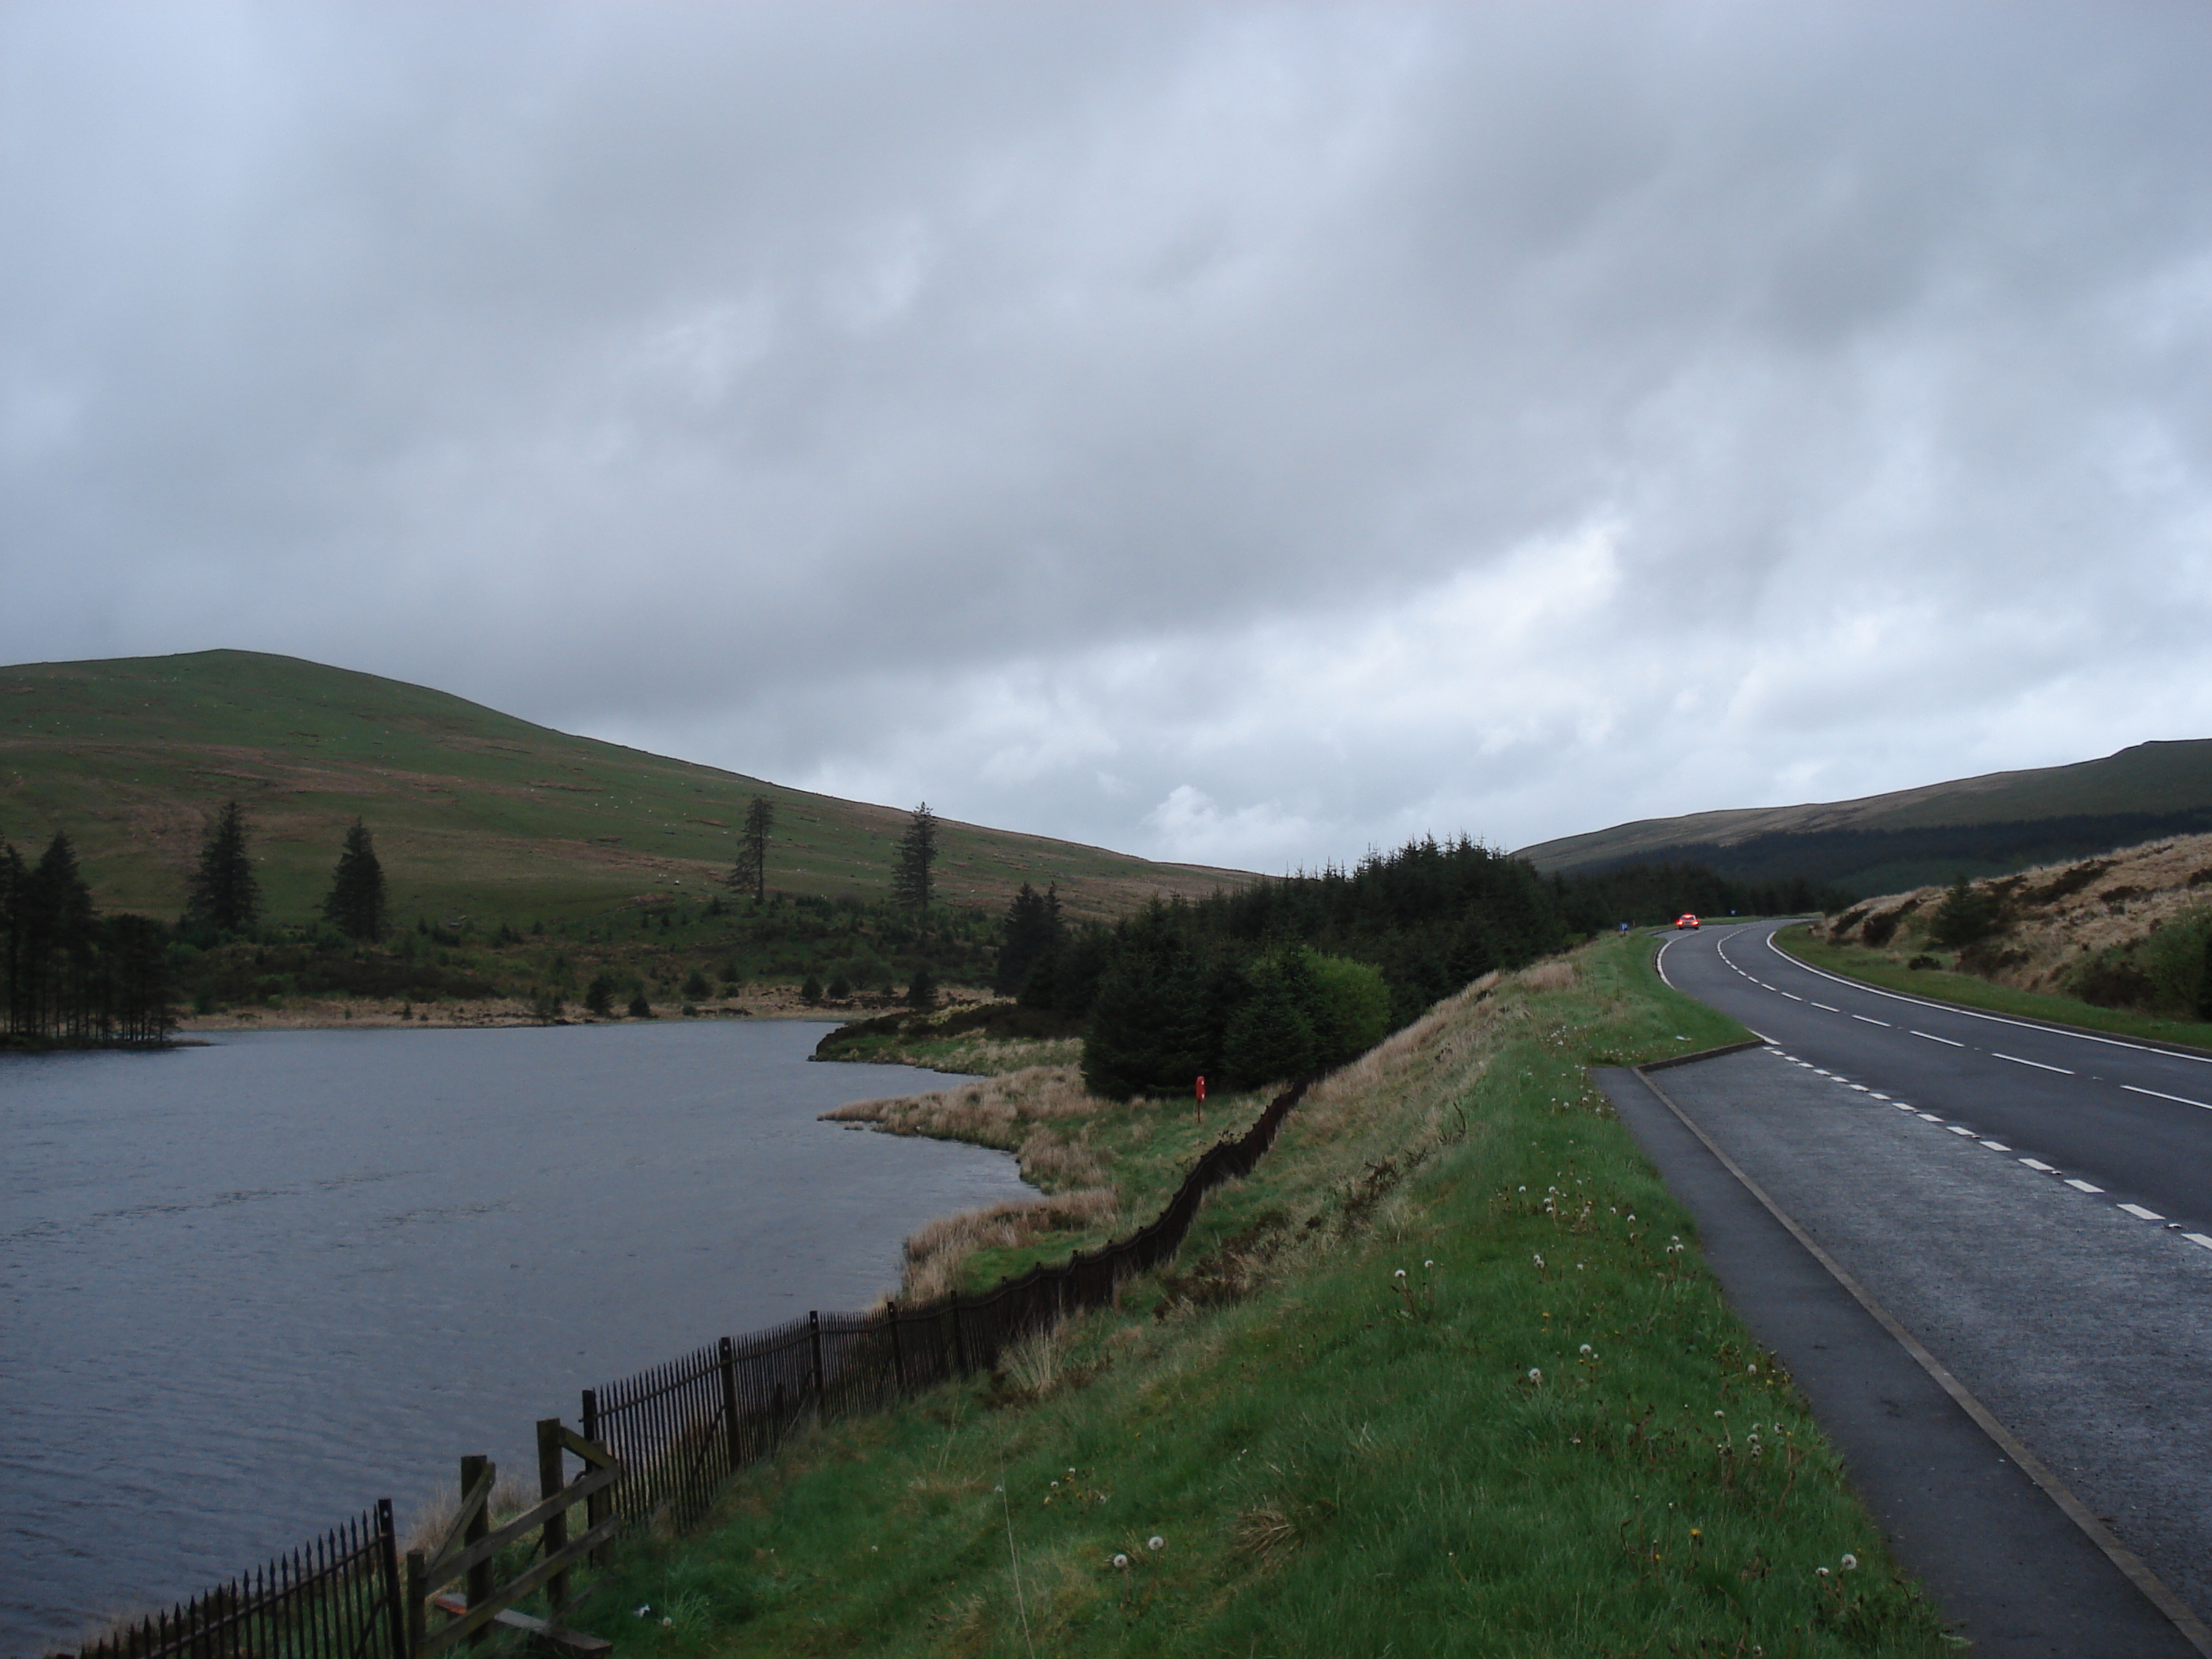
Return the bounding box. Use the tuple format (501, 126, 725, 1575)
(627, 992, 654, 1019)
(826, 973, 852, 1000)
(1928, 874, 2002, 948)
(905, 965, 937, 1010)
(801, 974, 824, 1005)
(584, 974, 616, 1016)
(2141, 905, 2212, 1017)
(681, 969, 712, 1000)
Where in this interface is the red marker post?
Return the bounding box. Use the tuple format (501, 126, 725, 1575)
(1194, 1074, 1206, 1126)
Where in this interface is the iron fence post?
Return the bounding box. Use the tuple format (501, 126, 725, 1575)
(719, 1336, 744, 1475)
(808, 1311, 826, 1415)
(377, 1499, 408, 1659)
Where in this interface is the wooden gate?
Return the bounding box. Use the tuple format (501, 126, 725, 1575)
(404, 1419, 622, 1654)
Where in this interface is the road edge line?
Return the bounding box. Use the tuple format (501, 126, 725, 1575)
(1765, 926, 2212, 1065)
(1628, 1057, 2212, 1658)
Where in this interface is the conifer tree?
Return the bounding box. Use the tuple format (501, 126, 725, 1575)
(321, 819, 386, 941)
(185, 800, 259, 935)
(729, 796, 776, 903)
(892, 802, 939, 913)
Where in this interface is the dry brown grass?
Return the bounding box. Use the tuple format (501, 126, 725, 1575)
(898, 1187, 1119, 1302)
(1822, 830, 2212, 995)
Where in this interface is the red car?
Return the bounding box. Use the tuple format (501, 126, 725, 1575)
(1674, 914, 1701, 930)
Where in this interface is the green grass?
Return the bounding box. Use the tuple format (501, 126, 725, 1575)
(491, 939, 1950, 1657)
(1774, 925, 2212, 1053)
(0, 650, 1247, 928)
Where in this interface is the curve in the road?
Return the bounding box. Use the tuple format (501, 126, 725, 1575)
(1656, 920, 2212, 1241)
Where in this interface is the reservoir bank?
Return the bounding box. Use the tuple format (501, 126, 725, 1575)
(1, 1020, 1022, 1655)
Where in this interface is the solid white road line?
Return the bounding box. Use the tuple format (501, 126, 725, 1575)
(2120, 1203, 2166, 1221)
(1764, 925, 2212, 1065)
(2122, 1083, 2212, 1111)
(1912, 1030, 1965, 1046)
(2066, 1178, 2105, 1193)
(1994, 1052, 2075, 1075)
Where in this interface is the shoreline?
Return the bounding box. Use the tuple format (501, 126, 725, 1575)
(168, 989, 991, 1035)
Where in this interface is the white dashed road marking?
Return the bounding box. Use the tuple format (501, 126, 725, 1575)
(2066, 1178, 2106, 1194)
(1981, 1141, 2011, 1152)
(1812, 1002, 1840, 1012)
(1946, 1126, 1976, 1137)
(1853, 1015, 1892, 1027)
(2188, 1235, 2212, 1251)
(1994, 1052, 2075, 1075)
(2120, 1203, 2166, 1221)
(2021, 1159, 2057, 1173)
(1912, 1030, 1965, 1046)
(2122, 1083, 2212, 1111)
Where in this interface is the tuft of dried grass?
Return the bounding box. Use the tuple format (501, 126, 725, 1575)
(999, 1321, 1075, 1402)
(1232, 1505, 1301, 1562)
(1516, 958, 1577, 992)
(899, 1187, 1119, 1302)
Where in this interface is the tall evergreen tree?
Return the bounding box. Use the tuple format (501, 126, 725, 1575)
(993, 881, 1064, 995)
(891, 802, 939, 913)
(185, 800, 259, 935)
(321, 818, 386, 941)
(729, 795, 776, 903)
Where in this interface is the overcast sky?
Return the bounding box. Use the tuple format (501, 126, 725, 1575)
(5, 3, 2210, 870)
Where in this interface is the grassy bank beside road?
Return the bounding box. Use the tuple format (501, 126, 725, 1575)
(1775, 925, 2212, 1053)
(562, 936, 1950, 1657)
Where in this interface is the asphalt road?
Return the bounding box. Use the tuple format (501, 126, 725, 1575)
(1660, 918, 2212, 1236)
(1634, 920, 2212, 1645)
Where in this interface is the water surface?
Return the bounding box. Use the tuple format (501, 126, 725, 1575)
(0, 1020, 1014, 1654)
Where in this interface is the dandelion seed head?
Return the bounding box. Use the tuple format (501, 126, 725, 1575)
(1817, 1566, 1830, 1577)
(1841, 1554, 1859, 1571)
(1148, 1536, 1164, 1551)
(1394, 1269, 1406, 1280)
(1113, 1553, 1129, 1569)
(1579, 1343, 1593, 1356)
(1527, 1367, 1543, 1382)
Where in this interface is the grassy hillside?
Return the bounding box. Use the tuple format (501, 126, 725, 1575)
(1518, 739, 2212, 894)
(484, 939, 1949, 1657)
(0, 650, 1244, 928)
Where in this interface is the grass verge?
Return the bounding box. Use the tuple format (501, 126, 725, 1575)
(1775, 925, 2212, 1053)
(507, 936, 1952, 1657)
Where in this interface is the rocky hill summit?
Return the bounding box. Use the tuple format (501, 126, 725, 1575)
(1819, 832, 2212, 1016)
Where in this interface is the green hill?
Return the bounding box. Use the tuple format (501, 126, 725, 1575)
(1516, 739, 2212, 895)
(0, 650, 1246, 927)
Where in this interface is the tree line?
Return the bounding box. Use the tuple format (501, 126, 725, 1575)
(2, 801, 388, 1046)
(987, 838, 1847, 1099)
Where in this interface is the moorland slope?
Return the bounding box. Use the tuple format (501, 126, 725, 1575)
(1518, 739, 2212, 895)
(0, 650, 1245, 927)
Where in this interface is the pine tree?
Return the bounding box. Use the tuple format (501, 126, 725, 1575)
(992, 882, 1064, 995)
(185, 800, 260, 935)
(892, 803, 939, 913)
(321, 819, 386, 941)
(729, 796, 776, 903)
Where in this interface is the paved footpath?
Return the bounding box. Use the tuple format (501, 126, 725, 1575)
(1599, 1046, 2212, 1658)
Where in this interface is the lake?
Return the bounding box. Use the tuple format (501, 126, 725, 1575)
(0, 1020, 1020, 1655)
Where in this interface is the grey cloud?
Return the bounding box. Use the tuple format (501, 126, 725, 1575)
(5, 2, 2210, 866)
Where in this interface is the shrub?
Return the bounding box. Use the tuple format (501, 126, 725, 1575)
(801, 974, 824, 1005)
(1928, 874, 2001, 948)
(681, 968, 712, 999)
(826, 973, 852, 1000)
(2141, 905, 2212, 1016)
(627, 992, 654, 1019)
(584, 974, 616, 1016)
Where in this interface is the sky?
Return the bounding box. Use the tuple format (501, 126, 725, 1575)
(5, 2, 2210, 873)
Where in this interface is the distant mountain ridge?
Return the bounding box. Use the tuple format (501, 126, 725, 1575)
(1516, 741, 2212, 896)
(0, 650, 1247, 925)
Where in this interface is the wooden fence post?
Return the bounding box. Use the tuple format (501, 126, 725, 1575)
(886, 1302, 905, 1393)
(535, 1420, 569, 1617)
(460, 1456, 493, 1645)
(950, 1302, 968, 1375)
(580, 1391, 613, 1566)
(718, 1337, 743, 1475)
(405, 1548, 428, 1658)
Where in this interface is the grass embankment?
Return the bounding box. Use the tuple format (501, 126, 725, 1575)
(1776, 925, 2212, 1053)
(532, 936, 1948, 1657)
(815, 1003, 1088, 1078)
